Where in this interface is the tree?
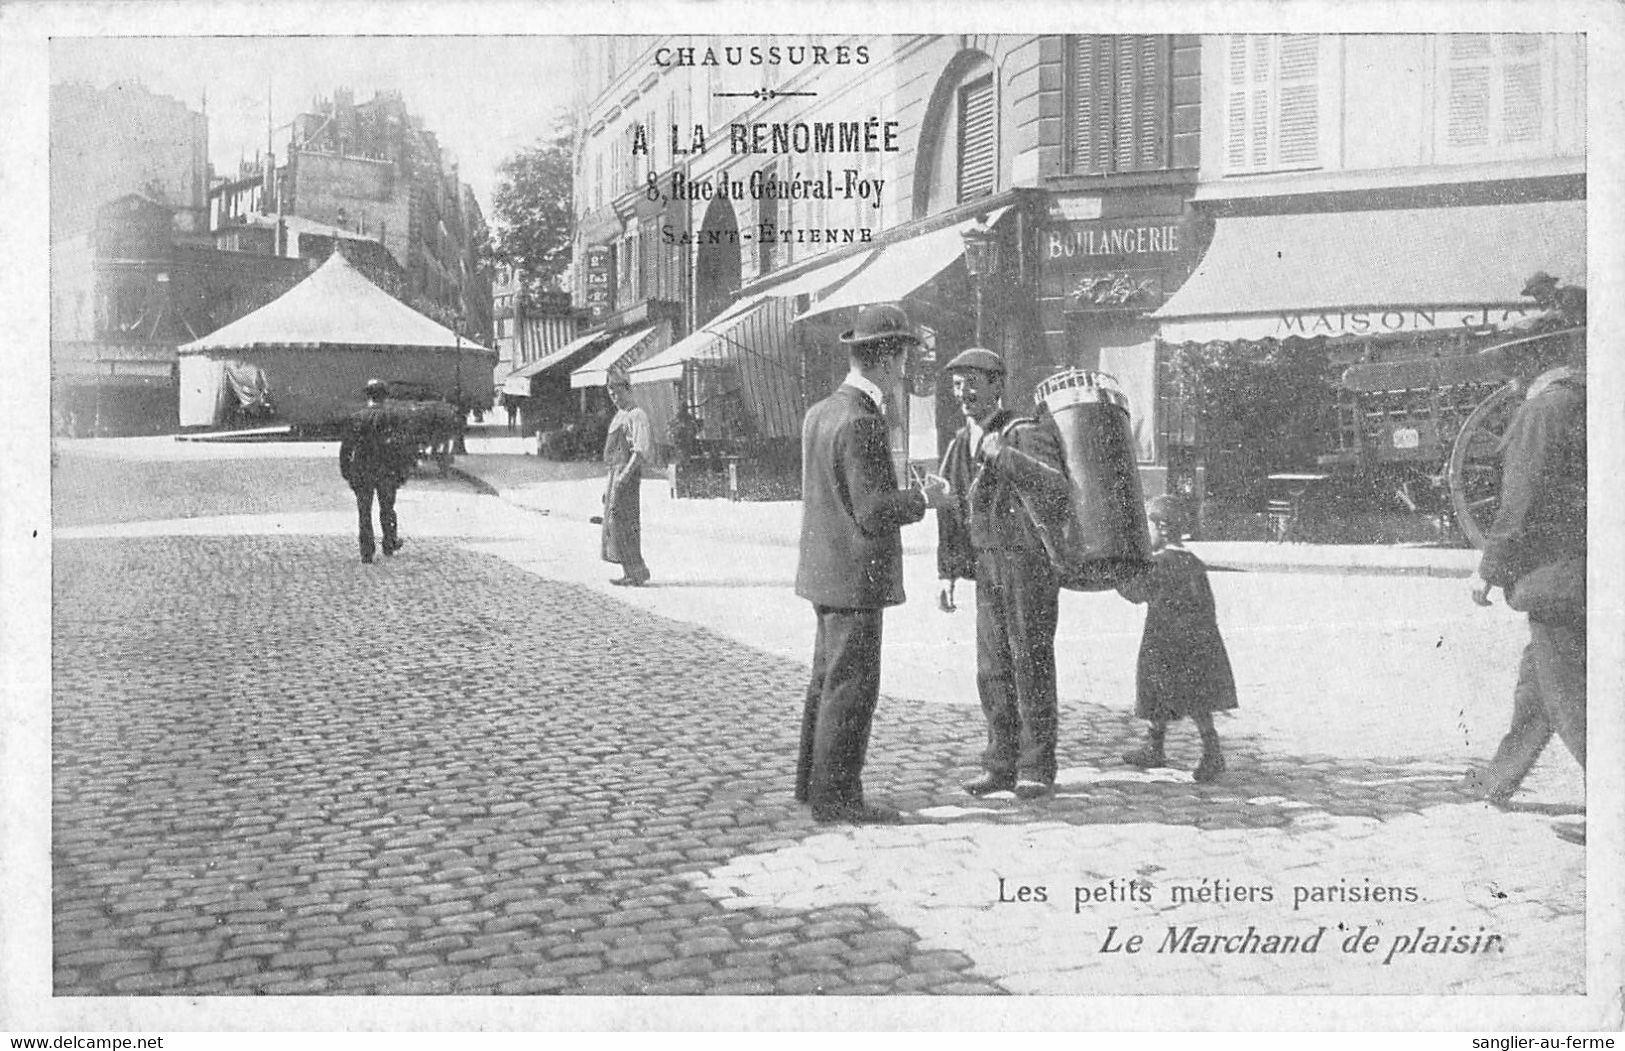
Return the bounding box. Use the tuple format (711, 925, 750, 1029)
(492, 115, 575, 296)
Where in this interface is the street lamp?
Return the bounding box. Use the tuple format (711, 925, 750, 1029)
(961, 216, 1001, 345)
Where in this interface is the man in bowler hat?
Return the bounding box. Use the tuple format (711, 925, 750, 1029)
(795, 304, 951, 824)
(934, 348, 1073, 799)
(339, 378, 410, 564)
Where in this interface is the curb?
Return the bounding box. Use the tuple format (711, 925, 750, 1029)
(455, 465, 1480, 581)
(1197, 558, 1475, 580)
(443, 464, 502, 499)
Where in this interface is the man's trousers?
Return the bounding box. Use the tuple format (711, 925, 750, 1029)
(796, 605, 884, 816)
(975, 548, 1060, 784)
(354, 483, 398, 559)
(1475, 642, 1555, 798)
(1530, 616, 1586, 769)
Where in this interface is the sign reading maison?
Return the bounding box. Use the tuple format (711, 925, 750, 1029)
(1274, 306, 1536, 339)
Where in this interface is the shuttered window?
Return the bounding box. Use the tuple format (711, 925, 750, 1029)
(1439, 34, 1551, 158)
(1070, 35, 1172, 175)
(957, 75, 996, 202)
(1224, 34, 1323, 174)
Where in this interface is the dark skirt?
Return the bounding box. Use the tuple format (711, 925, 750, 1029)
(1121, 547, 1238, 721)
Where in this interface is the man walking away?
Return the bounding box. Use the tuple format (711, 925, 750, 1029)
(339, 378, 410, 564)
(794, 304, 951, 825)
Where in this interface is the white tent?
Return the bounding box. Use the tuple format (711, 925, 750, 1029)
(177, 251, 494, 428)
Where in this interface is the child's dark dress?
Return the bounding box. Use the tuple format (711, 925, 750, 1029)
(1117, 545, 1238, 721)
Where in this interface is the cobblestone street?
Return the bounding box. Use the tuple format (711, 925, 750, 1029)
(53, 534, 1007, 995)
(46, 443, 1590, 1000)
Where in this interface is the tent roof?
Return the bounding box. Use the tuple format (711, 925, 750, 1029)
(179, 250, 487, 354)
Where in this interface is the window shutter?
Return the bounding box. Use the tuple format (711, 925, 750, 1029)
(1500, 36, 1545, 145)
(957, 76, 996, 201)
(1227, 35, 1275, 171)
(1275, 35, 1320, 167)
(1446, 35, 1493, 150)
(1132, 35, 1170, 171)
(1112, 36, 1139, 172)
(1225, 36, 1251, 170)
(1071, 36, 1114, 175)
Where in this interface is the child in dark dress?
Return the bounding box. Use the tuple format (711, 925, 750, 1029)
(1115, 495, 1238, 782)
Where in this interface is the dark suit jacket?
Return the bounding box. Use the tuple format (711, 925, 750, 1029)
(338, 405, 409, 490)
(796, 384, 927, 609)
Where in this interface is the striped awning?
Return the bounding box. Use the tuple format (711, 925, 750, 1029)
(796, 209, 1009, 320)
(499, 331, 611, 396)
(570, 325, 659, 389)
(629, 250, 876, 387)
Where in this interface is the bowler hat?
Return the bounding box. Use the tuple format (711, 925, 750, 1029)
(840, 303, 922, 347)
(364, 378, 389, 398)
(944, 347, 1006, 376)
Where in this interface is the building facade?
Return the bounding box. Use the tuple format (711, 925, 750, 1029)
(50, 81, 211, 242)
(211, 88, 495, 346)
(492, 265, 584, 435)
(560, 33, 1583, 527)
(51, 194, 311, 436)
(1151, 33, 1585, 536)
(568, 34, 1205, 492)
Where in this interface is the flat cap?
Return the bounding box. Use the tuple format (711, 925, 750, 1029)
(943, 347, 1006, 375)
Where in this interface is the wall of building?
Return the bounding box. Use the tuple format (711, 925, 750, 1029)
(279, 90, 492, 343)
(285, 150, 407, 259)
(50, 81, 209, 239)
(1197, 33, 1586, 187)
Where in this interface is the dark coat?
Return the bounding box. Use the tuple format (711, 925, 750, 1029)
(795, 384, 926, 609)
(338, 405, 410, 490)
(1478, 370, 1586, 591)
(1117, 545, 1238, 721)
(936, 409, 1071, 581)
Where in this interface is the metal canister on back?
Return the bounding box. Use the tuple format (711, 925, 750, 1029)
(1033, 368, 1152, 590)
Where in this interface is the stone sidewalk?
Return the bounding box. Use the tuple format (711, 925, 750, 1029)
(449, 452, 1482, 579)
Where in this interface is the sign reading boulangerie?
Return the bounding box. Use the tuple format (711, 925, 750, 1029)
(1043, 215, 1196, 312)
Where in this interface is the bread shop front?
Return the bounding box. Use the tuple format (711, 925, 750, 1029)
(1148, 199, 1584, 541)
(1037, 193, 1202, 503)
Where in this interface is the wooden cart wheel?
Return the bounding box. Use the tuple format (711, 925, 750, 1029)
(1446, 381, 1520, 549)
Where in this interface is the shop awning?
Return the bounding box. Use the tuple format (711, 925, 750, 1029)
(628, 303, 771, 386)
(797, 208, 1010, 320)
(1151, 200, 1585, 345)
(499, 330, 610, 396)
(570, 325, 659, 389)
(630, 251, 876, 386)
(629, 297, 804, 439)
(734, 249, 876, 311)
